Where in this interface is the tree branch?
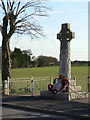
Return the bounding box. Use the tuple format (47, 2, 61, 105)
(0, 24, 2, 34)
(1, 0, 7, 15)
(16, 1, 20, 15)
(0, 0, 50, 40)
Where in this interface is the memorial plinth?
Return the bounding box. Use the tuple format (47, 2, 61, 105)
(41, 78, 88, 100)
(41, 91, 69, 100)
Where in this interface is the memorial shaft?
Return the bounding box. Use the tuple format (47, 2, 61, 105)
(57, 23, 75, 80)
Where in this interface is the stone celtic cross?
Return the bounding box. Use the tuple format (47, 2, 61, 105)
(57, 23, 75, 80)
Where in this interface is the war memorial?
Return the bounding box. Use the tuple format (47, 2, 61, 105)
(41, 23, 89, 100)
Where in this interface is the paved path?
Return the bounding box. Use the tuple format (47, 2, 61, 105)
(2, 95, 90, 119)
(2, 106, 71, 119)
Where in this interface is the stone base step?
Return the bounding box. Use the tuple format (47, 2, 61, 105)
(69, 80, 76, 86)
(40, 90, 69, 100)
(40, 90, 89, 100)
(70, 92, 89, 100)
(69, 86, 81, 92)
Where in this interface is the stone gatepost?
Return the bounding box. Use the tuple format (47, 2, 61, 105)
(57, 23, 75, 80)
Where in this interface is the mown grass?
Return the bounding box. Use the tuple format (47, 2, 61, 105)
(71, 66, 88, 91)
(10, 66, 89, 93)
(0, 66, 88, 94)
(71, 66, 88, 80)
(10, 78, 50, 95)
(11, 66, 88, 80)
(11, 66, 59, 79)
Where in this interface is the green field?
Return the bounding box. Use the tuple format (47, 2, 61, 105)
(10, 66, 89, 94)
(11, 66, 88, 80)
(11, 66, 59, 78)
(0, 66, 88, 94)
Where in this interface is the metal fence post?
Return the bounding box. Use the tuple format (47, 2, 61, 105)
(7, 77, 9, 95)
(50, 75, 52, 84)
(68, 90, 71, 101)
(3, 80, 7, 95)
(88, 76, 90, 93)
(31, 77, 33, 96)
(68, 80, 71, 101)
(3, 77, 9, 95)
(74, 76, 76, 80)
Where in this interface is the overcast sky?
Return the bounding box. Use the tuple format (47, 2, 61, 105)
(0, 0, 89, 61)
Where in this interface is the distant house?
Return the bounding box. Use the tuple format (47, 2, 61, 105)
(49, 62, 55, 66)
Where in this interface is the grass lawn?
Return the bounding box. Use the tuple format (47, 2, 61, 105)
(10, 66, 88, 93)
(11, 66, 59, 78)
(11, 66, 88, 80)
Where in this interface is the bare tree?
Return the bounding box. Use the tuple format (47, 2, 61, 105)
(0, 0, 49, 82)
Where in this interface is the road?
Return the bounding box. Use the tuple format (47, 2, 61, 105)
(2, 107, 74, 120)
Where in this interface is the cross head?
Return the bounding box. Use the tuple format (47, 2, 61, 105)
(57, 23, 75, 42)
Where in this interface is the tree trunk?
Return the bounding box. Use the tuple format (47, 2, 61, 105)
(2, 16, 11, 83)
(2, 37, 11, 82)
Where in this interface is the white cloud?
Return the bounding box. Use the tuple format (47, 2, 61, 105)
(2, 0, 89, 3)
(49, 0, 89, 2)
(49, 10, 64, 14)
